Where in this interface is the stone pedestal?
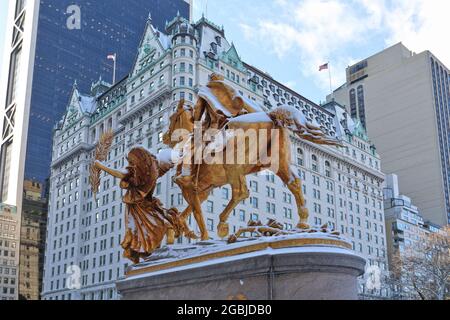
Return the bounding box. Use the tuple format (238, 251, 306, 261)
(117, 234, 366, 300)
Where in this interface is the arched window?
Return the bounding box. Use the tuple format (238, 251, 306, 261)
(349, 89, 357, 119)
(312, 155, 318, 172)
(297, 148, 304, 166)
(357, 85, 366, 128)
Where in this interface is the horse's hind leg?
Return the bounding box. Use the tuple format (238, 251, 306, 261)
(277, 167, 310, 229)
(218, 174, 250, 238)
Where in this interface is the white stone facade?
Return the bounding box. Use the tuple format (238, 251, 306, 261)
(42, 16, 388, 300)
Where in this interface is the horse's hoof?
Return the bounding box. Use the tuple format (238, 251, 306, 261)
(201, 234, 210, 241)
(185, 230, 199, 240)
(218, 222, 230, 238)
(297, 222, 310, 230)
(228, 235, 238, 244)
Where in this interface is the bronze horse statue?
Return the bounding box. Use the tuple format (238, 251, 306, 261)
(91, 76, 342, 262)
(163, 76, 341, 241)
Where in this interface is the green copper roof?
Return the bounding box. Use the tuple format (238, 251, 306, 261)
(352, 119, 369, 142)
(220, 44, 245, 72)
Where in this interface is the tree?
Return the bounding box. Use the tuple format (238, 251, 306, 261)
(387, 226, 449, 300)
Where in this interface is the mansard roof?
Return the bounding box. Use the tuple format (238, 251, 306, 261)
(194, 16, 225, 37)
(130, 14, 173, 77)
(57, 82, 96, 131)
(220, 43, 245, 71)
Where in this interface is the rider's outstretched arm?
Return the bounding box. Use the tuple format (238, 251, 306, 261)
(94, 161, 126, 180)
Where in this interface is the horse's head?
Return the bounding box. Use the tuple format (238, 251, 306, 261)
(163, 99, 194, 148)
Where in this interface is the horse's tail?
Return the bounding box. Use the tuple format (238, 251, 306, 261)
(269, 107, 343, 147)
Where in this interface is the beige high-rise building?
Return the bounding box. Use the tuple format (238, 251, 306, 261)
(331, 43, 450, 227)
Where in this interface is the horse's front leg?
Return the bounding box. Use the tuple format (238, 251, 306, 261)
(176, 175, 200, 239)
(190, 192, 209, 241)
(218, 175, 250, 238)
(179, 188, 211, 240)
(180, 205, 197, 239)
(178, 185, 210, 240)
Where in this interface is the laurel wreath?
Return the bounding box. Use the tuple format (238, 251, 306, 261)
(89, 130, 114, 198)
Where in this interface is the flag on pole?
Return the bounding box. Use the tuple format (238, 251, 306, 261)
(319, 63, 329, 71)
(107, 54, 116, 61)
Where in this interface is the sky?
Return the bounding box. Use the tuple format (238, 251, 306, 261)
(0, 0, 449, 103)
(192, 0, 450, 103)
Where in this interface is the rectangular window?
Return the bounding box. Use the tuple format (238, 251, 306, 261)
(207, 201, 214, 213)
(0, 140, 13, 201)
(239, 210, 246, 222)
(207, 219, 214, 232)
(6, 45, 22, 106)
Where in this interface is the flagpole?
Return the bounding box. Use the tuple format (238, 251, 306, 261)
(328, 61, 333, 100)
(113, 53, 117, 85)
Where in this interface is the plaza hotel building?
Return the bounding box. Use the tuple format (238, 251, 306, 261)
(42, 15, 388, 300)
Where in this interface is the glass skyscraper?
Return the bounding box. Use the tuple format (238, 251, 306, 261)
(24, 0, 191, 187)
(0, 0, 190, 300)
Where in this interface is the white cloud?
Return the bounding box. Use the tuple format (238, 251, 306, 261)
(383, 0, 450, 62)
(239, 0, 450, 92)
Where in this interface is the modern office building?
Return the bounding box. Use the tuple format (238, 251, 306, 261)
(383, 174, 442, 269)
(0, 0, 191, 300)
(0, 204, 20, 300)
(42, 15, 389, 300)
(331, 43, 450, 227)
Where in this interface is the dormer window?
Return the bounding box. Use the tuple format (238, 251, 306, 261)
(210, 42, 217, 54)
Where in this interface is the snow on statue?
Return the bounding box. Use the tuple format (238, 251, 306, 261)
(90, 74, 343, 263)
